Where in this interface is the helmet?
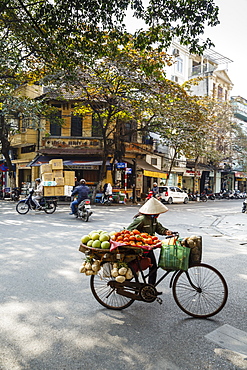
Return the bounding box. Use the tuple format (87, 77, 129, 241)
(35, 178, 41, 182)
(153, 182, 157, 186)
(80, 179, 86, 184)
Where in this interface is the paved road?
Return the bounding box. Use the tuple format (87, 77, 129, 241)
(0, 199, 247, 370)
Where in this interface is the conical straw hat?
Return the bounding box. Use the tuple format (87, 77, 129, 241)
(139, 197, 169, 215)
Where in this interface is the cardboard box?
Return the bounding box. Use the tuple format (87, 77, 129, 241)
(55, 177, 64, 186)
(44, 186, 55, 196)
(40, 164, 52, 174)
(64, 185, 73, 197)
(64, 171, 75, 186)
(49, 159, 63, 170)
(42, 173, 54, 182)
(53, 169, 63, 177)
(54, 186, 64, 196)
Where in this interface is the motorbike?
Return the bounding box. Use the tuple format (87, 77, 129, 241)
(16, 189, 57, 214)
(101, 194, 113, 205)
(11, 187, 20, 201)
(188, 192, 207, 202)
(75, 199, 93, 221)
(145, 191, 161, 202)
(242, 198, 247, 213)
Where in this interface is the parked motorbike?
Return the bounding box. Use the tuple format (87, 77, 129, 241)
(11, 187, 20, 201)
(16, 189, 57, 214)
(207, 192, 216, 200)
(242, 198, 247, 213)
(101, 194, 113, 205)
(76, 199, 93, 221)
(188, 192, 207, 202)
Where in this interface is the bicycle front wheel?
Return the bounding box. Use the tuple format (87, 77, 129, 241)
(16, 201, 30, 214)
(90, 262, 135, 310)
(172, 263, 228, 318)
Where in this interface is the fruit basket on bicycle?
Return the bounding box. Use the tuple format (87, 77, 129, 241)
(78, 230, 228, 318)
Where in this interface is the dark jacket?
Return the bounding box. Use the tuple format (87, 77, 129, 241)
(71, 184, 90, 201)
(127, 214, 168, 236)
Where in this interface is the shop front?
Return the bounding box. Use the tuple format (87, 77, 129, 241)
(234, 171, 247, 192)
(182, 170, 202, 193)
(28, 155, 104, 191)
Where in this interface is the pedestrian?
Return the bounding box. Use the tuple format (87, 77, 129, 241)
(127, 197, 172, 285)
(32, 178, 43, 210)
(70, 179, 90, 215)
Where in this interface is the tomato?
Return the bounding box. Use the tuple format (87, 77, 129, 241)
(124, 230, 131, 234)
(140, 233, 148, 238)
(146, 238, 153, 245)
(111, 235, 116, 241)
(152, 236, 159, 241)
(132, 229, 140, 234)
(117, 236, 123, 242)
(123, 237, 129, 242)
(129, 235, 136, 241)
(135, 234, 142, 240)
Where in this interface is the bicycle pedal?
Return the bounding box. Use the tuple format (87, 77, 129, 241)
(156, 297, 163, 305)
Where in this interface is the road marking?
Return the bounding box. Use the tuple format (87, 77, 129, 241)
(205, 324, 247, 356)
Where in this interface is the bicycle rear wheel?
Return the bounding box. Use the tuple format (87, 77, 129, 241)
(44, 201, 56, 214)
(172, 263, 228, 318)
(90, 262, 135, 310)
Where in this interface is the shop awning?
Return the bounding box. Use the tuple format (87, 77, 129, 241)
(28, 155, 105, 168)
(123, 158, 167, 179)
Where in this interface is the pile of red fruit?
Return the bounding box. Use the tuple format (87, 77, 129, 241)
(110, 229, 160, 247)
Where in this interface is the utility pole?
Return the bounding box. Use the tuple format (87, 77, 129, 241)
(132, 158, 136, 203)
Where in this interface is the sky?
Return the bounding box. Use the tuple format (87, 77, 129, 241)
(125, 0, 247, 99)
(203, 0, 247, 98)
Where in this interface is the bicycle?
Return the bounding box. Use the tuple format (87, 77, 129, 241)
(86, 234, 228, 318)
(16, 189, 57, 214)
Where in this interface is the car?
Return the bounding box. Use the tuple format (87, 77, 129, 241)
(158, 186, 189, 204)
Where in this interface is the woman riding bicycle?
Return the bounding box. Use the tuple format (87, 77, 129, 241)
(127, 197, 172, 285)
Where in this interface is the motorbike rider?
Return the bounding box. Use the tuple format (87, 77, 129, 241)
(127, 197, 172, 286)
(70, 179, 90, 215)
(32, 178, 43, 210)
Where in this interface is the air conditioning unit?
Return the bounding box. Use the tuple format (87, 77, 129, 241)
(173, 48, 180, 56)
(171, 75, 179, 82)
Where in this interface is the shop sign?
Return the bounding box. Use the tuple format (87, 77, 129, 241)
(116, 162, 127, 169)
(185, 170, 202, 177)
(126, 168, 132, 174)
(235, 171, 247, 178)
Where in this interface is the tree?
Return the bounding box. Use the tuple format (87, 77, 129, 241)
(1, 0, 219, 68)
(0, 0, 220, 170)
(183, 97, 236, 192)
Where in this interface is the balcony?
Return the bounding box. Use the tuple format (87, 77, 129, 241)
(11, 129, 38, 147)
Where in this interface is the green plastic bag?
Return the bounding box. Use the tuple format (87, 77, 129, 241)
(158, 239, 190, 271)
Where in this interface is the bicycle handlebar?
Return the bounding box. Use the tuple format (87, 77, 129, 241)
(164, 232, 179, 239)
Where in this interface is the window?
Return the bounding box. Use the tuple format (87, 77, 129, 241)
(218, 86, 223, 101)
(176, 57, 183, 73)
(151, 158, 157, 166)
(50, 110, 62, 136)
(21, 145, 36, 154)
(171, 75, 179, 82)
(71, 115, 82, 136)
(92, 115, 103, 137)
